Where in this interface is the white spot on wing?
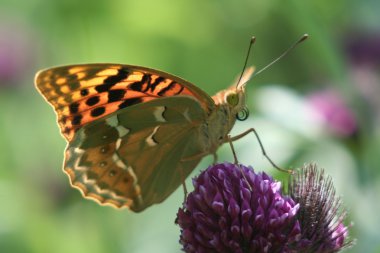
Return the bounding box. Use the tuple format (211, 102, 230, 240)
(116, 125, 129, 137)
(154, 106, 166, 122)
(106, 115, 129, 137)
(146, 126, 160, 147)
(106, 116, 119, 127)
(183, 108, 191, 122)
(71, 147, 88, 173)
(112, 153, 127, 170)
(125, 165, 143, 206)
(73, 147, 85, 155)
(115, 138, 122, 150)
(126, 166, 138, 184)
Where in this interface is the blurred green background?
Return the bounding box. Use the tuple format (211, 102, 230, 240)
(1, 0, 379, 252)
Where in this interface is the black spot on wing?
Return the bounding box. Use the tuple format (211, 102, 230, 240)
(157, 81, 176, 96)
(91, 107, 106, 117)
(63, 126, 70, 134)
(69, 102, 79, 114)
(95, 69, 129, 92)
(86, 96, 100, 106)
(175, 84, 185, 95)
(129, 74, 151, 92)
(104, 69, 129, 84)
(95, 83, 114, 93)
(61, 116, 67, 124)
(118, 98, 143, 109)
(72, 115, 82, 125)
(80, 89, 89, 96)
(149, 76, 165, 92)
(108, 89, 126, 103)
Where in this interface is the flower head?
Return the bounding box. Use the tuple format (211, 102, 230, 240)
(288, 163, 354, 253)
(176, 162, 301, 253)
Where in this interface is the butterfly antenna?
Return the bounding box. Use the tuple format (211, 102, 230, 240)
(236, 36, 256, 88)
(252, 34, 309, 78)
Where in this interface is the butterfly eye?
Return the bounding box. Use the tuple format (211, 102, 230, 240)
(236, 106, 249, 121)
(226, 92, 239, 106)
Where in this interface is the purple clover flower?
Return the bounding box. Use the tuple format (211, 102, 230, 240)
(176, 162, 301, 253)
(176, 163, 353, 253)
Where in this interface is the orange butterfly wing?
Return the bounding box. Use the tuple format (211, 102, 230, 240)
(35, 64, 215, 141)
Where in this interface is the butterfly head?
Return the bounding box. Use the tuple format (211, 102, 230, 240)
(223, 88, 248, 121)
(213, 66, 254, 121)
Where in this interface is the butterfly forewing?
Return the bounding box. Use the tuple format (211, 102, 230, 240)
(64, 96, 207, 211)
(35, 64, 214, 141)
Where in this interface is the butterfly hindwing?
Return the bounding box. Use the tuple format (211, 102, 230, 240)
(64, 96, 208, 212)
(35, 64, 214, 141)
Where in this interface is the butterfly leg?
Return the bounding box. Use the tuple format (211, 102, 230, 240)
(227, 135, 253, 190)
(228, 128, 293, 174)
(227, 135, 239, 164)
(180, 151, 216, 203)
(178, 164, 188, 205)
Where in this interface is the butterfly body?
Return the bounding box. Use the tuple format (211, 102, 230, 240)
(35, 63, 253, 212)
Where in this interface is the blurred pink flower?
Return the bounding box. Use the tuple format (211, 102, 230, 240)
(0, 16, 37, 88)
(344, 31, 380, 125)
(307, 90, 357, 137)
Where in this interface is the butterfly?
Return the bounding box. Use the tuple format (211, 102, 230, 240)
(35, 63, 254, 212)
